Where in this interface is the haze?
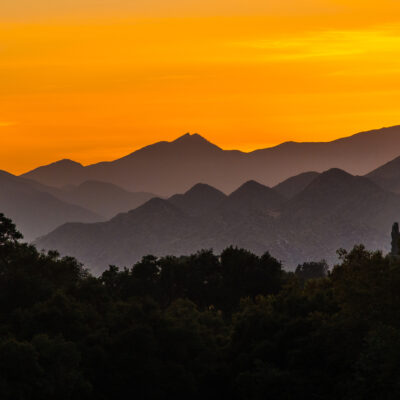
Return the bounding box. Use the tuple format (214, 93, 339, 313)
(1, 0, 400, 173)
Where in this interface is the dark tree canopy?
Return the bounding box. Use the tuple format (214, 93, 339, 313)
(0, 213, 23, 245)
(295, 260, 329, 281)
(0, 214, 399, 399)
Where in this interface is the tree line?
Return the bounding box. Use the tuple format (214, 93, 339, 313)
(0, 213, 399, 399)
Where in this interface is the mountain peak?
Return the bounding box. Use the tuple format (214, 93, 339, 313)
(320, 168, 353, 180)
(301, 168, 356, 192)
(53, 159, 83, 167)
(185, 182, 225, 196)
(124, 132, 222, 162)
(23, 159, 83, 174)
(171, 133, 222, 150)
(122, 197, 184, 220)
(173, 132, 206, 142)
(292, 168, 381, 206)
(367, 155, 400, 178)
(274, 171, 320, 199)
(233, 180, 271, 195)
(366, 155, 400, 193)
(168, 182, 226, 216)
(21, 158, 85, 188)
(225, 180, 285, 213)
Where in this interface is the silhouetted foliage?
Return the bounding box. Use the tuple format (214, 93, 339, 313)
(295, 260, 329, 282)
(1, 213, 400, 399)
(0, 212, 23, 244)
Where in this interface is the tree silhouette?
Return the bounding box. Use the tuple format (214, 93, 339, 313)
(0, 213, 398, 399)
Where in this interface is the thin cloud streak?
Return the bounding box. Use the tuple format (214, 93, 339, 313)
(234, 27, 400, 60)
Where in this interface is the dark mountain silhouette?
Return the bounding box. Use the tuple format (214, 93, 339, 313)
(36, 168, 400, 273)
(35, 197, 194, 269)
(23, 178, 155, 219)
(220, 180, 285, 217)
(0, 171, 101, 241)
(168, 183, 226, 216)
(273, 171, 320, 199)
(278, 168, 400, 264)
(366, 155, 400, 194)
(49, 181, 155, 219)
(22, 125, 400, 196)
(24, 159, 85, 187)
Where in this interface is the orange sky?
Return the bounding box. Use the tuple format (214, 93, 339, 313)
(1, 0, 400, 174)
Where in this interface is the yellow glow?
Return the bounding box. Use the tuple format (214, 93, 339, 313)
(1, 1, 400, 173)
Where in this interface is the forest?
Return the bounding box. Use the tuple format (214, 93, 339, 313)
(0, 212, 399, 399)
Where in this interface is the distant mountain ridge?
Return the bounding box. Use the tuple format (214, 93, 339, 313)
(219, 180, 284, 217)
(22, 125, 400, 196)
(0, 169, 157, 240)
(273, 171, 320, 199)
(366, 156, 400, 194)
(36, 168, 400, 273)
(168, 183, 226, 216)
(0, 171, 102, 241)
(24, 159, 85, 188)
(49, 181, 155, 219)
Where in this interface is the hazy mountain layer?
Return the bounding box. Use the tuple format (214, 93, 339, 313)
(22, 125, 400, 196)
(366, 155, 400, 194)
(0, 171, 102, 241)
(49, 181, 155, 219)
(36, 169, 399, 273)
(273, 171, 320, 199)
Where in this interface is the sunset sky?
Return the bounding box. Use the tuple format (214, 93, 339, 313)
(1, 0, 400, 173)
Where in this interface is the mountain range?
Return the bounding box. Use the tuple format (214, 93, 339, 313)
(22, 125, 400, 196)
(0, 171, 154, 240)
(35, 167, 400, 273)
(2, 124, 400, 270)
(47, 181, 154, 219)
(0, 171, 101, 241)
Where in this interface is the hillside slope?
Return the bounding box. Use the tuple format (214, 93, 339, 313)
(36, 169, 400, 272)
(0, 171, 102, 241)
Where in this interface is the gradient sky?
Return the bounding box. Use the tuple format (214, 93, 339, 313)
(1, 0, 400, 173)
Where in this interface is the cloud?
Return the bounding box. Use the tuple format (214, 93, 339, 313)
(233, 27, 400, 61)
(0, 122, 16, 127)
